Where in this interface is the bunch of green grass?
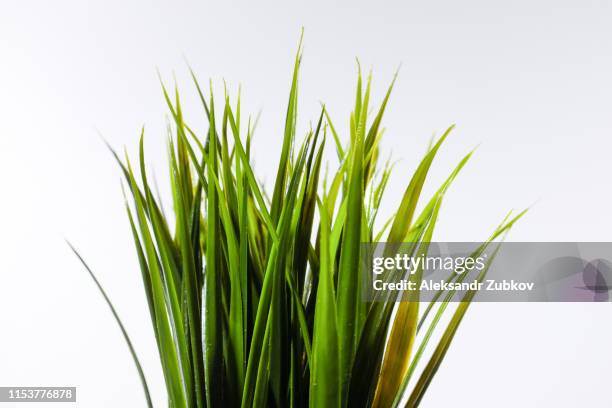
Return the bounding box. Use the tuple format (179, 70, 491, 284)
(72, 36, 524, 408)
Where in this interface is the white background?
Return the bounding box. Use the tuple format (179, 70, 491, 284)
(1, 1, 611, 406)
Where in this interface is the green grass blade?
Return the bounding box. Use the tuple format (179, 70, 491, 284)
(337, 95, 366, 404)
(310, 199, 340, 408)
(270, 31, 303, 225)
(387, 125, 454, 243)
(67, 243, 153, 408)
(405, 210, 527, 406)
(203, 92, 223, 407)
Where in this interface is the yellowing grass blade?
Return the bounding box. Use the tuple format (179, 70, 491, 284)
(371, 196, 442, 408)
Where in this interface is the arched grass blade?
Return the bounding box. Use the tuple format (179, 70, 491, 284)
(67, 242, 153, 408)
